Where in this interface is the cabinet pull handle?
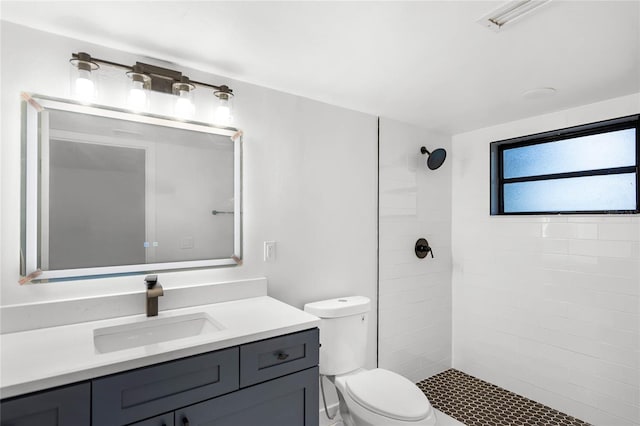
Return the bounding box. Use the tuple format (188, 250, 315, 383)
(182, 417, 190, 426)
(276, 351, 289, 360)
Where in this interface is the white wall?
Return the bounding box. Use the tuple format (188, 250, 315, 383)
(452, 94, 640, 426)
(0, 22, 378, 370)
(378, 117, 452, 382)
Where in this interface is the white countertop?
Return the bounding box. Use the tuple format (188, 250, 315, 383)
(0, 296, 320, 399)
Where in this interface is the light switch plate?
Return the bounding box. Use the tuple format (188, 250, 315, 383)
(264, 241, 276, 262)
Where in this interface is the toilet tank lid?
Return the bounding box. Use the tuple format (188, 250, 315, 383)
(304, 296, 371, 318)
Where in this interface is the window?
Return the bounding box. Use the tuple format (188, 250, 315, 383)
(490, 115, 639, 215)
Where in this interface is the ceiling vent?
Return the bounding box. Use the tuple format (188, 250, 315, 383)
(477, 0, 551, 31)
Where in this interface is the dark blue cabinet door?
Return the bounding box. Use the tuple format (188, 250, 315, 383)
(176, 366, 319, 426)
(0, 382, 90, 426)
(128, 413, 174, 426)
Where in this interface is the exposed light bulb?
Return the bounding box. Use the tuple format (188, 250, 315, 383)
(174, 89, 194, 119)
(215, 105, 231, 126)
(128, 80, 147, 111)
(75, 68, 95, 102)
(214, 95, 233, 126)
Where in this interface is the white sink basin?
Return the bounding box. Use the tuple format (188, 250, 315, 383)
(94, 312, 224, 353)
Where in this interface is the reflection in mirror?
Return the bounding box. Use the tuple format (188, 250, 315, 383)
(22, 94, 242, 281)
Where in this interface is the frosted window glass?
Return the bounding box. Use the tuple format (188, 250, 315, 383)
(504, 174, 637, 213)
(503, 128, 636, 179)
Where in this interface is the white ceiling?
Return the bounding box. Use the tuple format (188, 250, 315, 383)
(2, 1, 639, 134)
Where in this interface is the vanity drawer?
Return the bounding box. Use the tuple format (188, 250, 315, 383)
(92, 347, 239, 426)
(239, 328, 319, 387)
(0, 382, 90, 426)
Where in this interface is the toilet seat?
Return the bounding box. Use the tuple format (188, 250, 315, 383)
(344, 368, 431, 422)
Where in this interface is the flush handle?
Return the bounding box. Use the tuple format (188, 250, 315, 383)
(276, 351, 289, 361)
(182, 417, 190, 426)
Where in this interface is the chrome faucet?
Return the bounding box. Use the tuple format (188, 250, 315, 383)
(145, 275, 163, 317)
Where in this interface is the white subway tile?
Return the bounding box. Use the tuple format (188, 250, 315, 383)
(570, 352, 639, 386)
(568, 239, 599, 256)
(567, 384, 640, 424)
(600, 327, 639, 350)
(379, 346, 424, 369)
(598, 240, 634, 258)
(540, 238, 570, 254)
(570, 273, 640, 296)
(567, 215, 634, 224)
(542, 223, 598, 239)
(379, 273, 448, 295)
(380, 248, 423, 265)
(595, 343, 639, 369)
(596, 257, 639, 279)
(380, 193, 417, 210)
(567, 303, 639, 333)
(540, 253, 573, 271)
(599, 223, 640, 241)
(536, 298, 570, 317)
(494, 222, 542, 238)
(568, 367, 640, 406)
(590, 291, 639, 313)
(562, 254, 601, 274)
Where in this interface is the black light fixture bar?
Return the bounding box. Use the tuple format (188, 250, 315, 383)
(70, 52, 233, 97)
(134, 62, 183, 94)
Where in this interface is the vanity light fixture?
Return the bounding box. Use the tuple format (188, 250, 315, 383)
(69, 52, 235, 125)
(69, 52, 99, 102)
(126, 64, 151, 111)
(172, 76, 196, 119)
(213, 86, 234, 126)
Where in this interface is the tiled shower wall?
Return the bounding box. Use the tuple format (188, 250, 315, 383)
(451, 94, 640, 426)
(378, 117, 452, 382)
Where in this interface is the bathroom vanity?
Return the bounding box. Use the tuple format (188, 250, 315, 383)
(0, 293, 320, 426)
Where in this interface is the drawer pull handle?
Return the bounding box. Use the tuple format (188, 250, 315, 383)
(182, 417, 190, 426)
(276, 351, 289, 361)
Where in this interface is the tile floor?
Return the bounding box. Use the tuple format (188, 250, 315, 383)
(417, 369, 592, 426)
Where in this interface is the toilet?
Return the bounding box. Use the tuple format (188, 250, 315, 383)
(304, 296, 437, 426)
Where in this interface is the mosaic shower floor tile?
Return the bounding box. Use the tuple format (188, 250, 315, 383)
(417, 369, 591, 426)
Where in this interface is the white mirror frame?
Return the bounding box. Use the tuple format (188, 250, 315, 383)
(22, 93, 242, 281)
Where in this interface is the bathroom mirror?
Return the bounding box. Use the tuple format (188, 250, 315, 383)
(21, 94, 242, 281)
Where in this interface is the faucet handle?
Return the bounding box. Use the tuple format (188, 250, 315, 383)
(144, 274, 158, 289)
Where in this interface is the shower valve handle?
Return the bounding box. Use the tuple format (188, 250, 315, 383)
(415, 238, 434, 259)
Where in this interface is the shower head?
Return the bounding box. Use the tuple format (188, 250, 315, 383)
(420, 146, 447, 170)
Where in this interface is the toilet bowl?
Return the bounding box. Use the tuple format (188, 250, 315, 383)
(303, 296, 437, 426)
(334, 368, 437, 426)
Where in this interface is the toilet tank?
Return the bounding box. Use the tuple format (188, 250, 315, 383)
(304, 296, 370, 376)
